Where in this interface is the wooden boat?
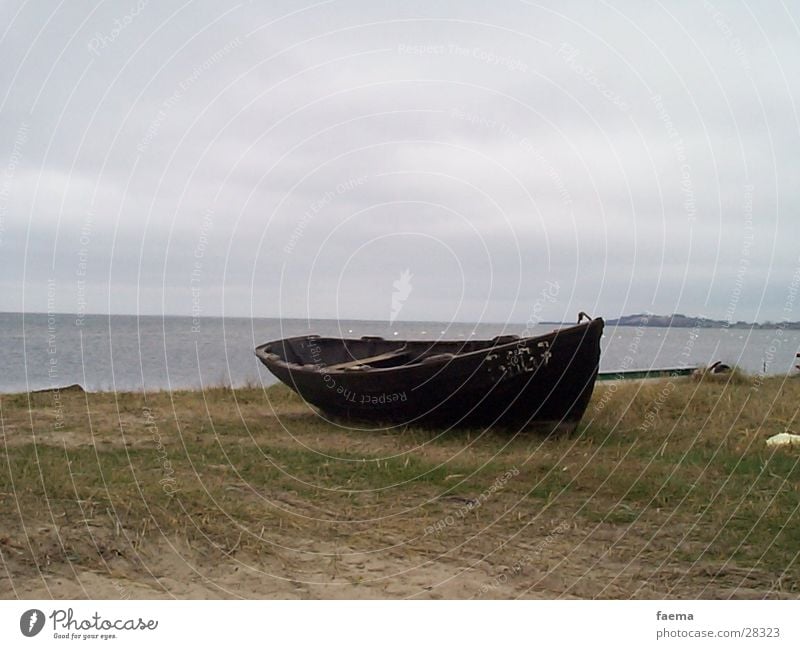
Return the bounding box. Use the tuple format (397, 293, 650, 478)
(597, 367, 697, 381)
(255, 314, 604, 432)
(596, 361, 730, 382)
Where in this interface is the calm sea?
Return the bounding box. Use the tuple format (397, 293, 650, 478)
(1, 312, 797, 394)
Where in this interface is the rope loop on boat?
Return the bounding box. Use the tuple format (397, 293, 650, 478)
(577, 311, 592, 323)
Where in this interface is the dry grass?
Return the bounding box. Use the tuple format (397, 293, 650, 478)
(1, 373, 799, 598)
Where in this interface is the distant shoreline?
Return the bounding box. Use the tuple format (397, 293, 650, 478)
(602, 314, 800, 330)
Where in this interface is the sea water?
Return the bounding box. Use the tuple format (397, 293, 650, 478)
(0, 312, 797, 393)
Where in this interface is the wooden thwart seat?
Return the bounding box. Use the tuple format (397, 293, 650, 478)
(327, 348, 408, 370)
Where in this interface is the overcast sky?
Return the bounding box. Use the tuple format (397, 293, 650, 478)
(1, 0, 798, 323)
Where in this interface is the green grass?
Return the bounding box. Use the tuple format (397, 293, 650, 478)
(2, 374, 799, 585)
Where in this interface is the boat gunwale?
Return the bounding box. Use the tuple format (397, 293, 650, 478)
(254, 318, 603, 375)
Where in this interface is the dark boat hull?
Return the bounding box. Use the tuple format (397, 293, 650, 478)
(255, 318, 604, 432)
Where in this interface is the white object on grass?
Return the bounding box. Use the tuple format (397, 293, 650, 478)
(766, 433, 800, 447)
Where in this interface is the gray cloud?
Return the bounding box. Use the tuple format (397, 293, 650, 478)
(1, 0, 799, 324)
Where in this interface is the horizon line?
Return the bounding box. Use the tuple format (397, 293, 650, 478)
(1, 310, 543, 326)
(0, 310, 790, 327)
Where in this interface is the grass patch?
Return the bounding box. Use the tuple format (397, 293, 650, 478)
(2, 374, 799, 587)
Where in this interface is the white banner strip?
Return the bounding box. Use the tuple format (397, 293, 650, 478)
(1, 600, 797, 648)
